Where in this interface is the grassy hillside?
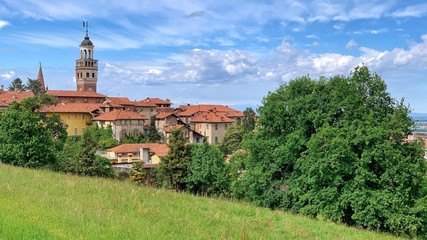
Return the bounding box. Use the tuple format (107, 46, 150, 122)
(0, 164, 403, 240)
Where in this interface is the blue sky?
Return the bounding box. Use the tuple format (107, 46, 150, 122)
(1, 0, 427, 112)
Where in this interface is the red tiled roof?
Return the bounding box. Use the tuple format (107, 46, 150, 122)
(156, 112, 176, 119)
(163, 124, 186, 133)
(157, 107, 174, 113)
(134, 99, 157, 107)
(190, 112, 234, 123)
(41, 103, 102, 113)
(47, 90, 107, 98)
(144, 97, 171, 105)
(107, 143, 169, 157)
(93, 110, 147, 121)
(0, 91, 34, 106)
(106, 97, 134, 106)
(178, 104, 243, 117)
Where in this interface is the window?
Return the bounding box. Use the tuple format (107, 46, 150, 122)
(74, 128, 78, 136)
(75, 113, 78, 119)
(86, 72, 89, 77)
(215, 124, 218, 130)
(82, 114, 85, 119)
(92, 73, 95, 78)
(225, 123, 228, 129)
(215, 137, 218, 143)
(67, 113, 71, 119)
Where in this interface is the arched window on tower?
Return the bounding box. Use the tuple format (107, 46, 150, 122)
(92, 73, 95, 78)
(84, 50, 87, 59)
(89, 50, 91, 59)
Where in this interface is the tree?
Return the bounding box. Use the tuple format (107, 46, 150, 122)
(148, 115, 161, 143)
(8, 78, 26, 91)
(75, 127, 115, 178)
(26, 78, 45, 95)
(218, 123, 245, 154)
(90, 124, 118, 150)
(242, 107, 256, 133)
(186, 143, 229, 196)
(0, 95, 67, 168)
(235, 66, 427, 237)
(159, 127, 189, 191)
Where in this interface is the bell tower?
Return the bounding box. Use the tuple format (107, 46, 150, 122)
(76, 21, 98, 92)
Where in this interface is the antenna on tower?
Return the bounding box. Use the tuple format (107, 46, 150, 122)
(83, 21, 89, 37)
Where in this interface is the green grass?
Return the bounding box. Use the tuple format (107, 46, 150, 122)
(0, 164, 404, 240)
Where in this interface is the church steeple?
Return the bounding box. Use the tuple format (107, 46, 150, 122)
(37, 62, 46, 91)
(75, 21, 98, 92)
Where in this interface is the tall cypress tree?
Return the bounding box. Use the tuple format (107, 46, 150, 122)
(160, 127, 189, 191)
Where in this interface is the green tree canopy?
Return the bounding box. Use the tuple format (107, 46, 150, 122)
(186, 143, 229, 196)
(235, 66, 427, 237)
(8, 78, 26, 91)
(26, 78, 45, 95)
(0, 94, 67, 168)
(148, 115, 161, 143)
(242, 107, 256, 133)
(74, 127, 115, 178)
(218, 123, 245, 154)
(160, 127, 189, 191)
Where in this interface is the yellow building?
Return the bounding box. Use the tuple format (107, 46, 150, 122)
(41, 103, 101, 136)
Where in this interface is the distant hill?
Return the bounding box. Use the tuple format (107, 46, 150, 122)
(0, 164, 402, 240)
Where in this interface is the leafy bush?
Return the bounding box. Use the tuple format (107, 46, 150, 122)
(186, 143, 229, 196)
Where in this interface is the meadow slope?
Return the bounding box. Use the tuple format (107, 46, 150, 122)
(0, 164, 403, 240)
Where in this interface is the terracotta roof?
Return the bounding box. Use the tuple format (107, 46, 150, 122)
(41, 103, 102, 113)
(0, 91, 34, 106)
(106, 97, 134, 106)
(163, 124, 186, 133)
(47, 90, 107, 98)
(190, 112, 234, 123)
(92, 110, 147, 121)
(107, 143, 169, 157)
(178, 104, 243, 117)
(144, 97, 171, 105)
(156, 112, 176, 119)
(134, 99, 157, 107)
(157, 107, 175, 113)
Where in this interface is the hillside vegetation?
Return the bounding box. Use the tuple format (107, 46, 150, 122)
(0, 164, 402, 240)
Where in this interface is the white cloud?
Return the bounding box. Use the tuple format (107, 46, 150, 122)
(346, 39, 358, 49)
(391, 3, 427, 18)
(306, 34, 318, 39)
(0, 71, 16, 80)
(100, 34, 427, 89)
(0, 20, 9, 29)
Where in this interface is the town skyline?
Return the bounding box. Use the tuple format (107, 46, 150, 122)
(1, 0, 427, 111)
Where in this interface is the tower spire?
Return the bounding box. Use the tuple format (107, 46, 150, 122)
(37, 62, 45, 91)
(76, 21, 98, 92)
(83, 21, 89, 37)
